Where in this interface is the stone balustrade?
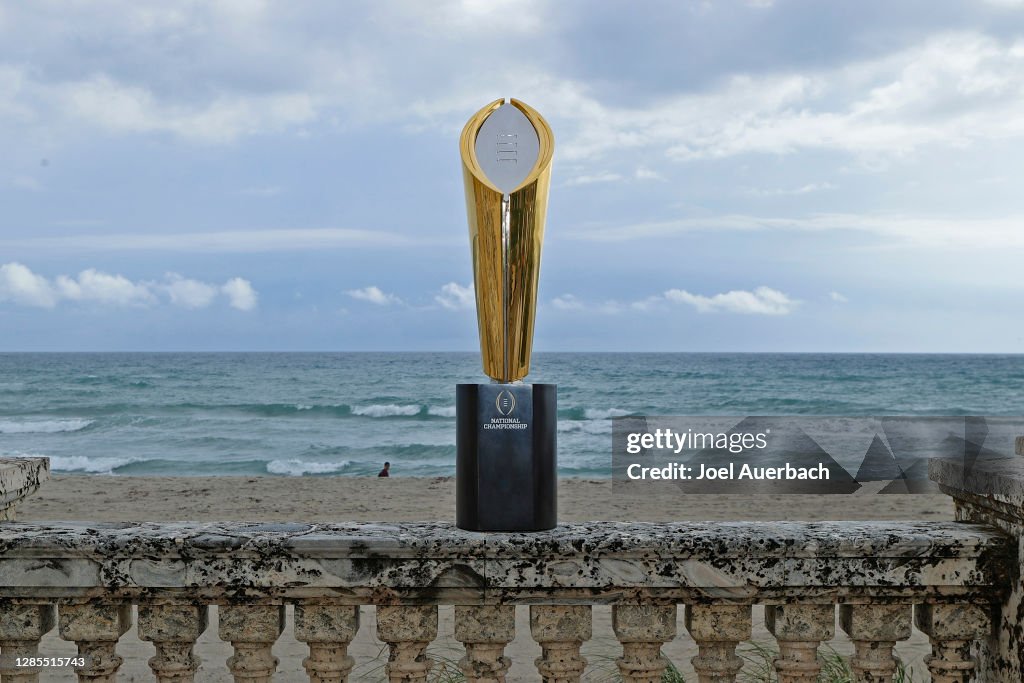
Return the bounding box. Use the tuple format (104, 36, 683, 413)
(0, 518, 1014, 682)
(0, 458, 49, 522)
(1, 450, 1023, 681)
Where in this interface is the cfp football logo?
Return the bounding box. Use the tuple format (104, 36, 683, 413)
(496, 390, 516, 416)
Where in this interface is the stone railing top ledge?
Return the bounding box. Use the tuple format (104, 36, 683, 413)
(0, 457, 50, 513)
(0, 520, 1007, 560)
(930, 456, 1024, 510)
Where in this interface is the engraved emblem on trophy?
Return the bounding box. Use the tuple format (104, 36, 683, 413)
(456, 98, 557, 531)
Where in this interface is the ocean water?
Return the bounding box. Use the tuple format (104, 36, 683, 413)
(0, 352, 1022, 477)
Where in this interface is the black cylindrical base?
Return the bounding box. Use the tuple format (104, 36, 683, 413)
(456, 383, 557, 531)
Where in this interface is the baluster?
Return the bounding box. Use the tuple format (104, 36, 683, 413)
(612, 604, 677, 683)
(137, 603, 208, 682)
(839, 604, 912, 682)
(0, 603, 56, 683)
(294, 604, 359, 683)
(529, 605, 592, 683)
(765, 604, 834, 682)
(57, 601, 132, 682)
(454, 605, 515, 683)
(376, 605, 438, 683)
(684, 604, 751, 683)
(219, 604, 284, 683)
(915, 604, 989, 683)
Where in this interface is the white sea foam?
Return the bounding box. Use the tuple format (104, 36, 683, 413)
(558, 420, 614, 435)
(267, 459, 352, 476)
(0, 418, 95, 434)
(351, 404, 421, 417)
(48, 454, 142, 474)
(583, 408, 631, 419)
(427, 405, 457, 418)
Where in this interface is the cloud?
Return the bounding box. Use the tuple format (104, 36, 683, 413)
(435, 282, 474, 310)
(634, 167, 666, 182)
(54, 73, 316, 143)
(0, 228, 419, 253)
(2, 1, 1023, 171)
(571, 212, 1024, 250)
(830, 291, 849, 303)
(547, 288, 796, 315)
(0, 263, 257, 310)
(564, 172, 624, 187)
(480, 32, 1024, 164)
(57, 269, 156, 306)
(0, 262, 57, 308)
(746, 182, 838, 196)
(630, 295, 663, 312)
(162, 274, 218, 309)
(223, 277, 258, 311)
(0, 2, 550, 146)
(389, 0, 549, 34)
(551, 294, 584, 310)
(664, 286, 798, 315)
(347, 286, 401, 306)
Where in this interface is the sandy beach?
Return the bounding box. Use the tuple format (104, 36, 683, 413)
(18, 476, 953, 681)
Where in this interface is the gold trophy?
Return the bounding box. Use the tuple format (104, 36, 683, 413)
(459, 98, 554, 382)
(456, 99, 557, 531)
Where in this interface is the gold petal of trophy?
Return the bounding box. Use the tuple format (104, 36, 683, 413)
(456, 99, 558, 531)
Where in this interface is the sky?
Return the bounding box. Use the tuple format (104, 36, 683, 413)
(1, 0, 1023, 352)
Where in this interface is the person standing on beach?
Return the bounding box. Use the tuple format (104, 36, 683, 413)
(378, 462, 390, 477)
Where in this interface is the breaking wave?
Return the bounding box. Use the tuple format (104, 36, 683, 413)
(0, 418, 95, 434)
(266, 459, 353, 476)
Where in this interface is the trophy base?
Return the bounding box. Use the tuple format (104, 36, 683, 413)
(456, 383, 557, 531)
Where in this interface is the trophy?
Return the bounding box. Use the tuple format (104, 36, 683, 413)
(456, 98, 557, 531)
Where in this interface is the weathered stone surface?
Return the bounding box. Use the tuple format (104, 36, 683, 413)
(377, 605, 438, 682)
(219, 604, 284, 683)
(0, 521, 1008, 605)
(57, 601, 131, 682)
(294, 604, 359, 683)
(685, 604, 751, 683)
(455, 604, 515, 643)
(138, 603, 208, 642)
(58, 601, 131, 642)
(455, 605, 515, 682)
(765, 604, 834, 640)
(0, 519, 1011, 680)
(931, 456, 1022, 682)
(839, 603, 912, 641)
(612, 604, 676, 642)
(530, 605, 592, 683)
(137, 603, 208, 682)
(766, 604, 834, 682)
(915, 603, 989, 641)
(0, 602, 55, 639)
(0, 458, 49, 521)
(612, 604, 676, 683)
(839, 604, 912, 683)
(932, 456, 1024, 512)
(294, 603, 359, 643)
(0, 603, 56, 682)
(684, 604, 752, 642)
(916, 603, 990, 683)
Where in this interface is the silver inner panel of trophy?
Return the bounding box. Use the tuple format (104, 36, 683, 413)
(474, 102, 540, 195)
